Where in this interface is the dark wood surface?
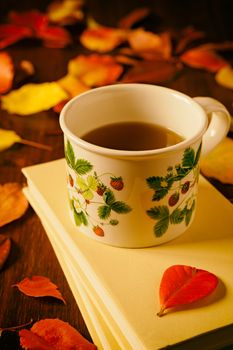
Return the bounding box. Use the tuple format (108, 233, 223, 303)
(0, 1, 232, 349)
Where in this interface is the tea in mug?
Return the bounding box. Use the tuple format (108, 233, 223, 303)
(81, 121, 184, 151)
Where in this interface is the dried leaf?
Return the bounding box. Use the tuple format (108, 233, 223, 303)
(175, 26, 205, 54)
(0, 183, 28, 227)
(47, 0, 85, 25)
(1, 82, 68, 115)
(0, 24, 32, 49)
(20, 318, 97, 350)
(57, 74, 90, 97)
(80, 22, 127, 53)
(200, 137, 233, 184)
(0, 128, 52, 151)
(0, 52, 14, 94)
(118, 7, 150, 29)
(0, 128, 22, 151)
(0, 236, 11, 270)
(121, 59, 181, 83)
(180, 47, 228, 72)
(13, 276, 66, 303)
(127, 28, 172, 59)
(215, 65, 233, 89)
(68, 54, 123, 86)
(157, 265, 218, 316)
(0, 10, 71, 49)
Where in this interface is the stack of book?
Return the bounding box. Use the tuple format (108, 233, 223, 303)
(22, 159, 233, 350)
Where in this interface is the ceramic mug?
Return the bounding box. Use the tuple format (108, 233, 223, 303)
(60, 84, 230, 248)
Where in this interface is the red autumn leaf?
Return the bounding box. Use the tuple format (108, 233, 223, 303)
(9, 10, 47, 31)
(0, 52, 14, 94)
(0, 24, 32, 49)
(0, 10, 71, 49)
(0, 236, 11, 270)
(20, 318, 97, 350)
(121, 59, 181, 84)
(20, 329, 56, 350)
(180, 47, 228, 72)
(13, 276, 66, 303)
(157, 265, 218, 316)
(118, 7, 150, 29)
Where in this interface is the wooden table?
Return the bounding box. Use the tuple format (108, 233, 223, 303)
(0, 1, 232, 349)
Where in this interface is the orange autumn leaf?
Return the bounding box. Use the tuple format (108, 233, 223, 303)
(127, 28, 172, 60)
(200, 137, 233, 184)
(68, 54, 123, 86)
(20, 318, 97, 350)
(180, 47, 228, 72)
(13, 276, 66, 303)
(80, 21, 127, 53)
(0, 236, 11, 270)
(118, 7, 150, 29)
(0, 183, 28, 227)
(121, 59, 181, 84)
(0, 52, 14, 94)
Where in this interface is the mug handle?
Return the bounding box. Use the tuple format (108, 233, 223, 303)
(193, 97, 231, 156)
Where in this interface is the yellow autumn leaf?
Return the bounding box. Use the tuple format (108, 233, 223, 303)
(0, 128, 21, 151)
(215, 65, 233, 89)
(200, 137, 233, 184)
(1, 82, 68, 115)
(57, 74, 90, 97)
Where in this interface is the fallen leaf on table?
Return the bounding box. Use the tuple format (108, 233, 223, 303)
(0, 128, 52, 151)
(157, 265, 218, 317)
(215, 65, 233, 89)
(127, 28, 172, 60)
(0, 183, 29, 227)
(54, 74, 90, 112)
(20, 329, 56, 350)
(68, 54, 123, 86)
(0, 52, 14, 94)
(0, 236, 11, 270)
(57, 73, 90, 97)
(13, 276, 66, 303)
(121, 59, 181, 83)
(47, 0, 85, 25)
(118, 7, 150, 29)
(180, 47, 228, 72)
(80, 18, 128, 53)
(0, 10, 71, 49)
(175, 26, 205, 54)
(0, 24, 32, 49)
(19, 318, 97, 350)
(1, 82, 68, 115)
(200, 137, 233, 184)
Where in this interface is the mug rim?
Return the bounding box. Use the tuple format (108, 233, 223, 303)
(59, 84, 208, 158)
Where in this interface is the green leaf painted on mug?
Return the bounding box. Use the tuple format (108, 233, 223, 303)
(103, 189, 115, 205)
(65, 140, 76, 168)
(111, 201, 132, 214)
(182, 147, 195, 168)
(74, 159, 93, 175)
(194, 142, 202, 166)
(98, 205, 111, 219)
(170, 208, 185, 224)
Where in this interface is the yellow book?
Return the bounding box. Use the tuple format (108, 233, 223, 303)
(22, 159, 233, 350)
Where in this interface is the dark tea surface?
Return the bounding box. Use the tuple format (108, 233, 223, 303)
(81, 121, 184, 151)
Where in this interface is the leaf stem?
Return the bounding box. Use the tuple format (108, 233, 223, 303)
(19, 138, 52, 151)
(0, 319, 33, 336)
